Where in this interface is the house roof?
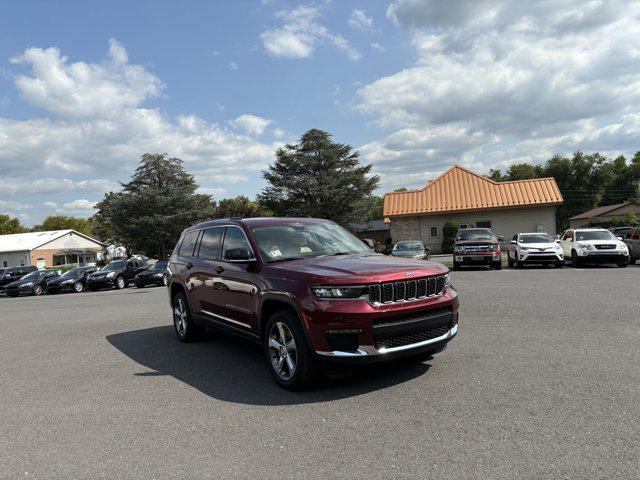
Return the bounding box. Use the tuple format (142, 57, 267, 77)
(383, 165, 564, 217)
(569, 202, 630, 220)
(0, 230, 103, 253)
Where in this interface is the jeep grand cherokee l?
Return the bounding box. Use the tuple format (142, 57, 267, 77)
(452, 228, 502, 270)
(168, 217, 459, 390)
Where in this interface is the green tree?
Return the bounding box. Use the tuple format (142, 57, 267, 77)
(94, 153, 214, 258)
(257, 129, 380, 224)
(441, 220, 460, 254)
(357, 195, 384, 221)
(32, 215, 96, 237)
(394, 187, 408, 192)
(212, 195, 271, 218)
(0, 214, 27, 234)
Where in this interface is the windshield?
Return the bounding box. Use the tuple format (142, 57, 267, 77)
(252, 222, 371, 262)
(576, 230, 616, 241)
(103, 260, 126, 271)
(151, 261, 168, 270)
(394, 241, 423, 251)
(60, 268, 84, 278)
(519, 234, 553, 243)
(456, 230, 494, 241)
(21, 271, 45, 281)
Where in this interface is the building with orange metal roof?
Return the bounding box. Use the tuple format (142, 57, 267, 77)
(383, 165, 563, 253)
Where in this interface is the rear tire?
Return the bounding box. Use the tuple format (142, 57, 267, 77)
(135, 282, 144, 288)
(507, 255, 514, 268)
(618, 260, 629, 268)
(90, 285, 99, 292)
(172, 292, 203, 342)
(452, 260, 461, 271)
(264, 309, 317, 391)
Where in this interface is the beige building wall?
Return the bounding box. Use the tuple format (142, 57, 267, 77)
(390, 206, 557, 253)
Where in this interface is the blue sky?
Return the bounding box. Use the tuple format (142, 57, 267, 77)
(2, 0, 640, 225)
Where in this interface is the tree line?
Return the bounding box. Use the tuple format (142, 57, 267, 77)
(2, 128, 639, 258)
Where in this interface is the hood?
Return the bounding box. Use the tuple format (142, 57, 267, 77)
(8, 277, 42, 287)
(519, 242, 558, 249)
(455, 239, 498, 246)
(575, 239, 626, 247)
(266, 253, 447, 284)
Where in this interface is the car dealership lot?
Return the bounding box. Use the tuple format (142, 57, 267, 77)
(1, 266, 639, 479)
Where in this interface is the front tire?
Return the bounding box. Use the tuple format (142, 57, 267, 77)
(555, 261, 563, 268)
(172, 292, 203, 343)
(452, 260, 461, 271)
(493, 260, 502, 270)
(507, 255, 514, 268)
(571, 251, 582, 268)
(74, 281, 83, 293)
(162, 274, 169, 287)
(115, 276, 126, 289)
(264, 309, 317, 391)
(33, 284, 43, 296)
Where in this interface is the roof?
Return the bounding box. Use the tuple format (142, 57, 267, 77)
(348, 220, 390, 232)
(0, 230, 103, 253)
(383, 165, 564, 217)
(569, 202, 630, 220)
(188, 217, 335, 231)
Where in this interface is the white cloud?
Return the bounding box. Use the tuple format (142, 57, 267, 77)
(272, 128, 285, 138)
(356, 0, 640, 189)
(197, 186, 227, 197)
(370, 42, 385, 52)
(349, 10, 373, 31)
(0, 200, 32, 212)
(228, 114, 271, 136)
(10, 39, 163, 120)
(42, 201, 58, 208)
(61, 199, 96, 210)
(260, 5, 360, 60)
(227, 62, 239, 70)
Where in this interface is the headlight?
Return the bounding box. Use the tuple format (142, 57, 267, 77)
(520, 246, 529, 251)
(444, 272, 452, 287)
(455, 246, 466, 253)
(22, 282, 34, 287)
(577, 242, 594, 250)
(63, 279, 75, 284)
(106, 271, 116, 278)
(311, 286, 367, 299)
(554, 244, 562, 250)
(154, 272, 164, 277)
(413, 253, 424, 259)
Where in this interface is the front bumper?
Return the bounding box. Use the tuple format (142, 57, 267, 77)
(576, 251, 629, 263)
(136, 275, 165, 286)
(454, 253, 500, 264)
(87, 277, 116, 288)
(304, 286, 459, 363)
(519, 251, 563, 263)
(5, 284, 34, 296)
(47, 282, 76, 293)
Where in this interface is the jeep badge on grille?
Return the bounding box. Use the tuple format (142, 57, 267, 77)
(404, 272, 416, 277)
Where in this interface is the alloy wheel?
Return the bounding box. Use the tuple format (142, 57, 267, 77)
(117, 277, 125, 289)
(74, 282, 83, 293)
(33, 285, 42, 296)
(268, 322, 297, 381)
(162, 275, 168, 286)
(174, 298, 188, 337)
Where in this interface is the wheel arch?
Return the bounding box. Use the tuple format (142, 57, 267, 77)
(258, 294, 311, 346)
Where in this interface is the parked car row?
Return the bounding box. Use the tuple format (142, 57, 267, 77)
(449, 227, 632, 270)
(0, 259, 169, 297)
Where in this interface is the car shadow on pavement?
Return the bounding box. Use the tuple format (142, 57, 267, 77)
(106, 326, 430, 405)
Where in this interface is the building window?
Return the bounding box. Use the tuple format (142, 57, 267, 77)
(19, 259, 25, 266)
(536, 224, 544, 232)
(2, 261, 7, 267)
(429, 226, 438, 238)
(459, 224, 471, 229)
(476, 221, 492, 228)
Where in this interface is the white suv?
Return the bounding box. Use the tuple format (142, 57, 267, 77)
(558, 228, 630, 268)
(507, 232, 564, 268)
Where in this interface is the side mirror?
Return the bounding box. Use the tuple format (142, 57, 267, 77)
(224, 248, 255, 262)
(555, 234, 560, 240)
(497, 236, 505, 241)
(510, 240, 516, 245)
(617, 236, 623, 241)
(362, 239, 374, 249)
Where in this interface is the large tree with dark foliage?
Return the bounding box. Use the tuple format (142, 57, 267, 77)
(212, 195, 271, 219)
(258, 129, 380, 224)
(0, 214, 27, 234)
(489, 151, 640, 230)
(94, 153, 214, 258)
(32, 215, 96, 237)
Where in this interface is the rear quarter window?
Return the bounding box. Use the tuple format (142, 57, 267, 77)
(178, 230, 200, 257)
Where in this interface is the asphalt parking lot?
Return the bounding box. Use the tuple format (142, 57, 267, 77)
(1, 264, 639, 479)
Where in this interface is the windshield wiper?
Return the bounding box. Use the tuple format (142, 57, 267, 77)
(267, 256, 305, 263)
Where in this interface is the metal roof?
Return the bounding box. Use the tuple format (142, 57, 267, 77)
(569, 202, 630, 220)
(0, 230, 102, 253)
(383, 165, 563, 217)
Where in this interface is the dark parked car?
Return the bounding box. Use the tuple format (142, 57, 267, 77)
(453, 228, 502, 270)
(0, 265, 38, 292)
(87, 258, 148, 291)
(6, 269, 62, 297)
(610, 226, 633, 239)
(168, 217, 459, 390)
(623, 227, 640, 264)
(46, 266, 97, 294)
(391, 240, 430, 260)
(135, 260, 169, 288)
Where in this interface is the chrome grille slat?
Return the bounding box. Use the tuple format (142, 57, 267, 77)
(369, 275, 446, 304)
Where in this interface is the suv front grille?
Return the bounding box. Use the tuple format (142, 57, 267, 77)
(374, 324, 450, 349)
(369, 275, 446, 305)
(594, 244, 615, 250)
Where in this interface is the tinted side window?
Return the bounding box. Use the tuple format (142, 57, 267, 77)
(198, 227, 224, 260)
(222, 227, 252, 260)
(178, 230, 200, 257)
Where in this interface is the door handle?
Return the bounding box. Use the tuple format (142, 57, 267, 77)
(215, 266, 224, 274)
(186, 262, 193, 269)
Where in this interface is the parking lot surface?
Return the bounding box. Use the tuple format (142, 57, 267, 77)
(1, 265, 639, 479)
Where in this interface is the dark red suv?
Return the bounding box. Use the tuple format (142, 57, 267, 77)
(168, 217, 459, 390)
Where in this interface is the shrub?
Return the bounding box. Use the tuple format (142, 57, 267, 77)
(441, 221, 460, 253)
